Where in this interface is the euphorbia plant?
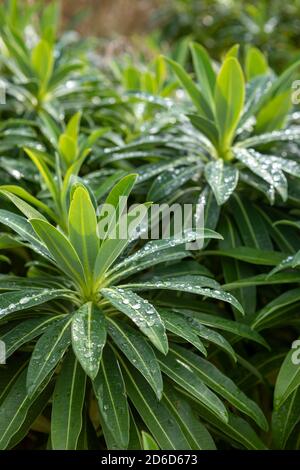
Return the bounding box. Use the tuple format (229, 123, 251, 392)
(165, 43, 300, 205)
(0, 112, 110, 231)
(0, 174, 269, 450)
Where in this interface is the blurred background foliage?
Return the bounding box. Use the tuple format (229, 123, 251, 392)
(56, 0, 300, 71)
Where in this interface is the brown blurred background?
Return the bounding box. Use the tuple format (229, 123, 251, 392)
(60, 0, 161, 37)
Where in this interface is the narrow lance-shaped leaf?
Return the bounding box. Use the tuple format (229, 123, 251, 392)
(94, 203, 150, 281)
(71, 302, 107, 379)
(190, 397, 267, 450)
(24, 148, 58, 203)
(93, 345, 130, 449)
(26, 316, 72, 396)
(245, 47, 268, 81)
(108, 229, 222, 277)
(101, 288, 168, 355)
(0, 369, 50, 450)
(1, 315, 63, 358)
(165, 57, 213, 119)
(190, 42, 216, 110)
(119, 276, 244, 314)
(0, 185, 57, 221)
(170, 345, 268, 431)
(7, 381, 53, 450)
(163, 383, 216, 450)
(159, 308, 236, 360)
(0, 289, 72, 320)
(121, 360, 191, 450)
(0, 210, 51, 258)
(142, 432, 159, 450)
(215, 57, 245, 152)
(272, 387, 300, 449)
(253, 289, 300, 329)
(177, 309, 268, 348)
(51, 349, 86, 450)
(97, 174, 137, 242)
(156, 350, 228, 423)
(107, 318, 163, 399)
(68, 186, 99, 281)
(205, 160, 239, 205)
(158, 308, 207, 356)
(274, 341, 300, 409)
(30, 218, 86, 288)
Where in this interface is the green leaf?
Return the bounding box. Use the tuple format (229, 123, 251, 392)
(24, 148, 58, 203)
(218, 214, 256, 318)
(120, 276, 244, 314)
(253, 289, 300, 329)
(51, 350, 86, 450)
(274, 342, 300, 408)
(68, 186, 99, 281)
(272, 387, 300, 449)
(1, 315, 62, 358)
(31, 39, 54, 88)
(71, 302, 106, 379)
(159, 308, 236, 360)
(245, 47, 268, 81)
(229, 193, 273, 250)
(94, 203, 150, 281)
(157, 350, 228, 422)
(26, 316, 72, 396)
(203, 247, 286, 265)
(93, 345, 129, 449)
(187, 114, 219, 146)
(142, 432, 159, 450)
(58, 134, 78, 166)
(234, 148, 287, 201)
(170, 345, 268, 431)
(0, 188, 46, 220)
(147, 165, 199, 202)
(0, 185, 57, 221)
(0, 356, 28, 405)
(224, 44, 240, 59)
(7, 381, 53, 449)
(101, 288, 168, 354)
(107, 318, 163, 399)
(255, 91, 291, 133)
(0, 368, 50, 450)
(158, 308, 207, 356)
(109, 229, 222, 278)
(165, 57, 213, 119)
(0, 289, 71, 321)
(163, 384, 216, 450)
(223, 272, 300, 289)
(30, 218, 86, 288)
(66, 112, 81, 141)
(190, 42, 216, 110)
(215, 57, 245, 151)
(121, 360, 191, 450)
(98, 174, 137, 242)
(192, 398, 267, 450)
(0, 210, 51, 258)
(178, 310, 268, 347)
(205, 160, 239, 205)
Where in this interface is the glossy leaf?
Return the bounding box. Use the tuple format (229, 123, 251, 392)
(71, 302, 107, 379)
